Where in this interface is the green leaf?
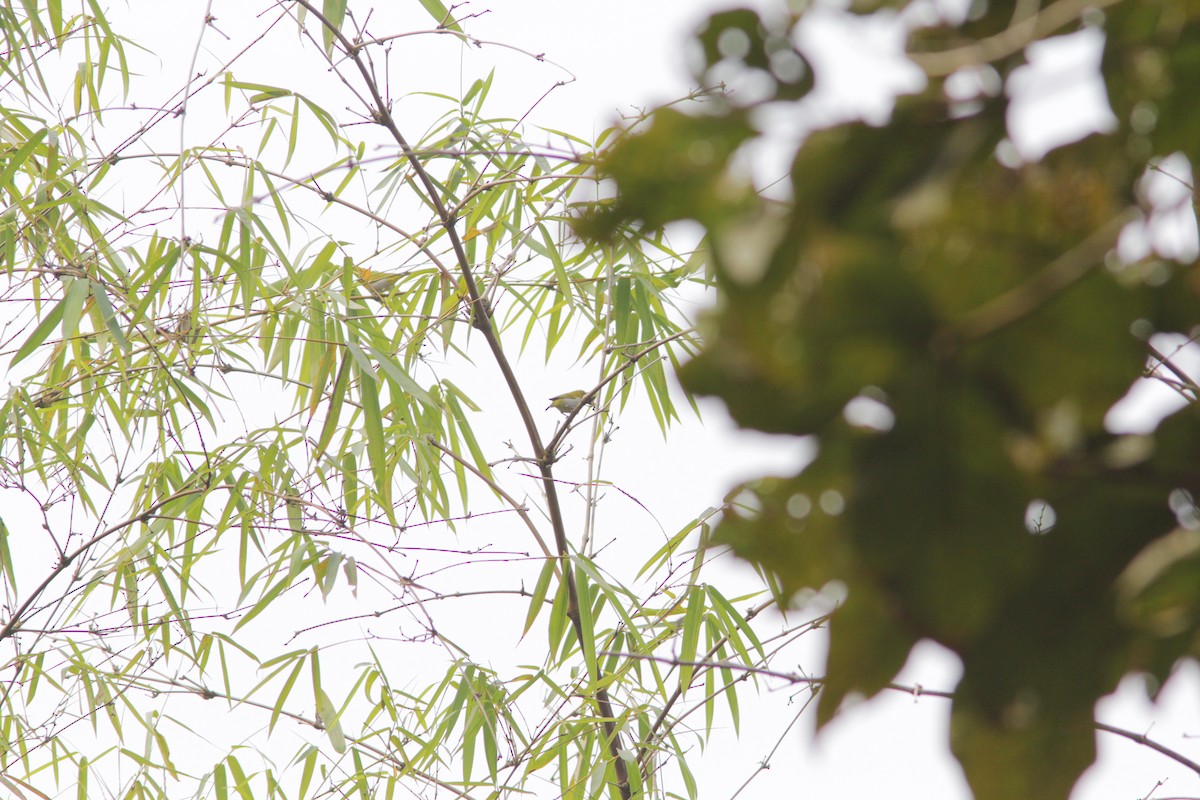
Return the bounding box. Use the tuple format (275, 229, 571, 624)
(75, 756, 87, 800)
(88, 279, 130, 353)
(951, 701, 1095, 800)
(523, 557, 557, 637)
(816, 582, 916, 727)
(231, 576, 290, 633)
(225, 754, 255, 800)
(548, 573, 570, 665)
(0, 518, 16, 592)
(11, 294, 67, 367)
(574, 562, 598, 683)
(678, 585, 704, 694)
(573, 108, 757, 240)
(313, 353, 351, 461)
(320, 0, 347, 54)
(705, 585, 765, 661)
(367, 344, 436, 408)
(311, 649, 347, 753)
(269, 654, 306, 734)
(315, 687, 346, 753)
(355, 356, 392, 513)
(297, 746, 318, 799)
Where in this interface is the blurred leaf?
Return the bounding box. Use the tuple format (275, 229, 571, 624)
(573, 108, 757, 240)
(951, 701, 1096, 800)
(582, 3, 1200, 797)
(694, 9, 812, 100)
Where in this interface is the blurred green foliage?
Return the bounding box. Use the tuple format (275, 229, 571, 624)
(581, 2, 1200, 797)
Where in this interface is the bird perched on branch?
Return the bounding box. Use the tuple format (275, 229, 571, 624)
(547, 390, 593, 414)
(355, 267, 405, 297)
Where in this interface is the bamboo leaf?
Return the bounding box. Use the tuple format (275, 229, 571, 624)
(11, 294, 66, 367)
(356, 358, 392, 513)
(574, 561, 599, 683)
(297, 746, 318, 799)
(315, 687, 346, 754)
(311, 648, 347, 753)
(58, 277, 91, 339)
(416, 0, 462, 33)
(225, 754, 254, 800)
(679, 585, 705, 694)
(321, 0, 347, 54)
(706, 585, 766, 661)
(75, 756, 87, 800)
(314, 353, 350, 461)
(0, 518, 15, 592)
(231, 576, 290, 633)
(367, 344, 435, 408)
(523, 557, 556, 637)
(88, 279, 130, 353)
(548, 574, 570, 664)
(269, 655, 306, 734)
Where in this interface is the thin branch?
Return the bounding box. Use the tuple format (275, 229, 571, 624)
(728, 692, 816, 800)
(609, 650, 956, 699)
(144, 673, 486, 800)
(548, 328, 696, 454)
(179, 0, 217, 245)
(631, 600, 772, 777)
(288, 588, 540, 642)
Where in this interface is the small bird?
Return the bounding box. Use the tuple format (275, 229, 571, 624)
(356, 268, 405, 297)
(547, 390, 593, 414)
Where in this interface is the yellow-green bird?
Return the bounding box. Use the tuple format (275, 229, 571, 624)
(547, 390, 593, 414)
(355, 267, 404, 297)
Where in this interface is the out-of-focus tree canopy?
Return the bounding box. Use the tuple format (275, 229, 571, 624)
(581, 1, 1200, 797)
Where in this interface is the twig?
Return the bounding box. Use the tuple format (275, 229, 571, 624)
(1096, 723, 1200, 777)
(728, 693, 816, 800)
(608, 651, 956, 699)
(547, 328, 696, 454)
